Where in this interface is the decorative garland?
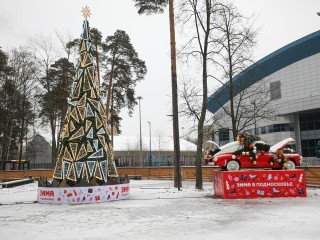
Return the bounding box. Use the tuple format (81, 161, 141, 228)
(276, 149, 295, 169)
(232, 132, 296, 167)
(233, 132, 270, 165)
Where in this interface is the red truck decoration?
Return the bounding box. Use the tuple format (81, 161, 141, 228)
(205, 133, 302, 171)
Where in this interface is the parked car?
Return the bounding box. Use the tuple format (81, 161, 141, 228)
(204, 138, 302, 171)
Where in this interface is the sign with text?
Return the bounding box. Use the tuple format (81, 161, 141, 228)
(38, 183, 130, 204)
(213, 169, 306, 199)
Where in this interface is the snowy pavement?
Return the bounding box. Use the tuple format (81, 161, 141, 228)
(0, 180, 320, 240)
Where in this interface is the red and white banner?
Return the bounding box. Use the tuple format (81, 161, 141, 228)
(213, 170, 306, 199)
(38, 183, 130, 204)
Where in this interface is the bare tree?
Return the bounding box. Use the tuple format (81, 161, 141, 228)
(176, 0, 221, 189)
(209, 2, 258, 140)
(8, 48, 38, 168)
(215, 77, 278, 135)
(178, 78, 220, 141)
(55, 31, 75, 61)
(29, 34, 59, 165)
(0, 48, 37, 169)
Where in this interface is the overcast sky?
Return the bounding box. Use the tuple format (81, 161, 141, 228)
(0, 0, 320, 139)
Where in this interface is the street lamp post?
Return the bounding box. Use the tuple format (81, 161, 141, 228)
(147, 121, 151, 167)
(137, 96, 143, 166)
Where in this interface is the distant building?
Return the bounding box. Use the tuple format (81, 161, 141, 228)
(26, 134, 52, 169)
(113, 136, 197, 167)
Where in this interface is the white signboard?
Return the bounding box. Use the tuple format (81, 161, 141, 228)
(38, 183, 130, 204)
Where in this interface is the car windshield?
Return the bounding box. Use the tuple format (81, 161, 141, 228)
(215, 141, 242, 155)
(283, 144, 296, 153)
(270, 138, 295, 153)
(206, 141, 220, 152)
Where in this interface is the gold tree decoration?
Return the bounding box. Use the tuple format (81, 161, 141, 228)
(53, 8, 118, 186)
(81, 5, 91, 19)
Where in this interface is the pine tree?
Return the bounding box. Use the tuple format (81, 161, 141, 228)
(52, 19, 118, 187)
(133, 0, 182, 190)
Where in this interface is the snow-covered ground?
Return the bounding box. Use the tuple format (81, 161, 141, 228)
(0, 180, 320, 240)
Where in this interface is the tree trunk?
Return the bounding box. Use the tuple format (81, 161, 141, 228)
(111, 87, 114, 146)
(0, 106, 10, 170)
(50, 116, 57, 167)
(169, 0, 182, 190)
(18, 117, 25, 170)
(229, 69, 237, 140)
(18, 97, 26, 170)
(226, 27, 237, 140)
(6, 122, 13, 163)
(0, 141, 3, 170)
(196, 0, 210, 190)
(1, 88, 14, 170)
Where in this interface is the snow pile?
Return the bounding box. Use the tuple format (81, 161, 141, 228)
(0, 180, 320, 240)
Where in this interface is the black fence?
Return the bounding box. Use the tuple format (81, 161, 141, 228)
(29, 163, 53, 170)
(116, 155, 197, 167)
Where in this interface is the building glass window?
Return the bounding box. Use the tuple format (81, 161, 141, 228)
(299, 111, 320, 157)
(268, 125, 274, 133)
(270, 81, 281, 100)
(258, 123, 294, 135)
(289, 123, 294, 131)
(219, 129, 229, 145)
(300, 122, 307, 131)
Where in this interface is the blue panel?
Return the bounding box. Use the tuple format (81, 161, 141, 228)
(207, 30, 320, 114)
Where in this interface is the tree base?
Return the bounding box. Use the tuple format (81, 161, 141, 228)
(37, 182, 130, 204)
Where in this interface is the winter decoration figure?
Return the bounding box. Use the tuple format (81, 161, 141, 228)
(233, 132, 261, 164)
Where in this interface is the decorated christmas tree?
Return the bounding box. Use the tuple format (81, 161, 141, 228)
(52, 7, 118, 187)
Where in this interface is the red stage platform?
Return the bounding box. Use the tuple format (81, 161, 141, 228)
(213, 169, 306, 199)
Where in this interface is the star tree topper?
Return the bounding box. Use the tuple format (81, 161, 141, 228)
(81, 5, 91, 19)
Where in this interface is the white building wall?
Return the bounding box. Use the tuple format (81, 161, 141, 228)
(213, 53, 320, 147)
(267, 53, 320, 114)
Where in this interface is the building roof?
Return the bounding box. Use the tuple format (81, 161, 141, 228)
(113, 135, 197, 152)
(207, 30, 320, 114)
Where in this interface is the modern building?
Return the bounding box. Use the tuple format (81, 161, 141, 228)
(208, 30, 320, 160)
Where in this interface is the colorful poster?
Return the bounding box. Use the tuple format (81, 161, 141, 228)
(213, 170, 306, 199)
(38, 183, 130, 204)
